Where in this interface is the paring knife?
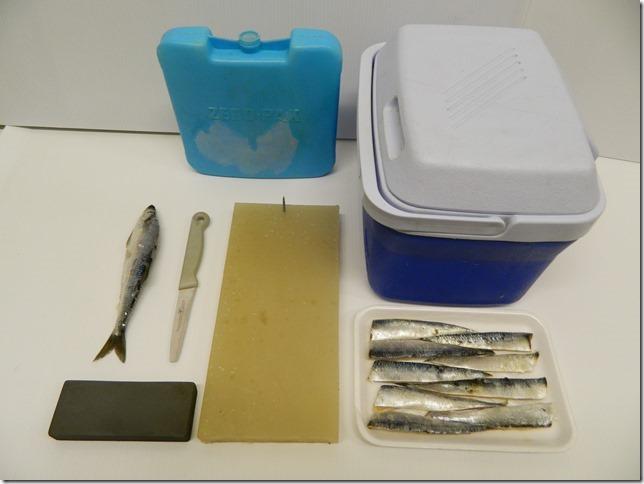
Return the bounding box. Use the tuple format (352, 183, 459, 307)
(170, 212, 210, 362)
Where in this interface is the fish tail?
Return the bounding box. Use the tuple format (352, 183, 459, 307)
(93, 332, 126, 362)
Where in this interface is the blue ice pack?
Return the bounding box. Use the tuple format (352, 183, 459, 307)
(157, 28, 342, 178)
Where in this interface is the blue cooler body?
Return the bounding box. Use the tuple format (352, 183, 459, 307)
(358, 26, 604, 306)
(363, 210, 572, 305)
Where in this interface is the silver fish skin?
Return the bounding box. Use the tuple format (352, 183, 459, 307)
(370, 319, 472, 341)
(369, 339, 493, 360)
(427, 352, 539, 373)
(374, 385, 505, 412)
(94, 205, 159, 363)
(426, 332, 533, 352)
(368, 410, 487, 435)
(407, 377, 548, 400)
(369, 360, 491, 383)
(427, 403, 553, 430)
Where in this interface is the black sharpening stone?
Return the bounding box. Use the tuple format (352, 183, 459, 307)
(48, 380, 197, 441)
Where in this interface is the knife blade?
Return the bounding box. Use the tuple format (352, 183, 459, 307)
(170, 211, 210, 362)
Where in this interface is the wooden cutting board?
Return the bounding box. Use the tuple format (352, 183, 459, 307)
(198, 203, 340, 443)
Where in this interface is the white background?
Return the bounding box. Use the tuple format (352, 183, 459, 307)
(523, 0, 640, 162)
(0, 0, 639, 161)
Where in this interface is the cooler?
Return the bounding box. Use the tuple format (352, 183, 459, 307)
(357, 25, 605, 305)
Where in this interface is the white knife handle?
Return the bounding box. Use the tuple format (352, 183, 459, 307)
(179, 212, 210, 289)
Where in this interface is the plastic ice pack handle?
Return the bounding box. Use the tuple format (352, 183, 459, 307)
(179, 212, 210, 290)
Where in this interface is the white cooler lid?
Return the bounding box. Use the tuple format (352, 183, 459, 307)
(358, 33, 605, 243)
(373, 25, 601, 216)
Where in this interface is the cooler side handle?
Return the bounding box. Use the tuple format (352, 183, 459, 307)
(382, 97, 405, 160)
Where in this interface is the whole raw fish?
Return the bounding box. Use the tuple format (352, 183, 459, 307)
(407, 377, 548, 400)
(374, 385, 505, 412)
(369, 360, 490, 383)
(369, 339, 493, 360)
(371, 319, 472, 341)
(94, 205, 159, 362)
(426, 332, 533, 352)
(426, 402, 553, 430)
(427, 352, 540, 373)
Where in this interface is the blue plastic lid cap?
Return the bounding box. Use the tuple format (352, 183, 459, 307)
(238, 30, 261, 52)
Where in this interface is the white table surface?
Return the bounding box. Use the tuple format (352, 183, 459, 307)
(0, 126, 639, 480)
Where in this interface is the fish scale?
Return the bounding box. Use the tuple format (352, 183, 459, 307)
(368, 411, 488, 435)
(370, 318, 473, 341)
(427, 352, 539, 373)
(426, 331, 533, 352)
(369, 339, 493, 360)
(406, 377, 548, 400)
(427, 403, 554, 430)
(369, 359, 490, 383)
(374, 385, 505, 412)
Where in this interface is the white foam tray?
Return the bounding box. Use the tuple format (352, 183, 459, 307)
(354, 305, 575, 452)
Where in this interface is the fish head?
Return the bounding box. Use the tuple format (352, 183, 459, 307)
(142, 205, 157, 222)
